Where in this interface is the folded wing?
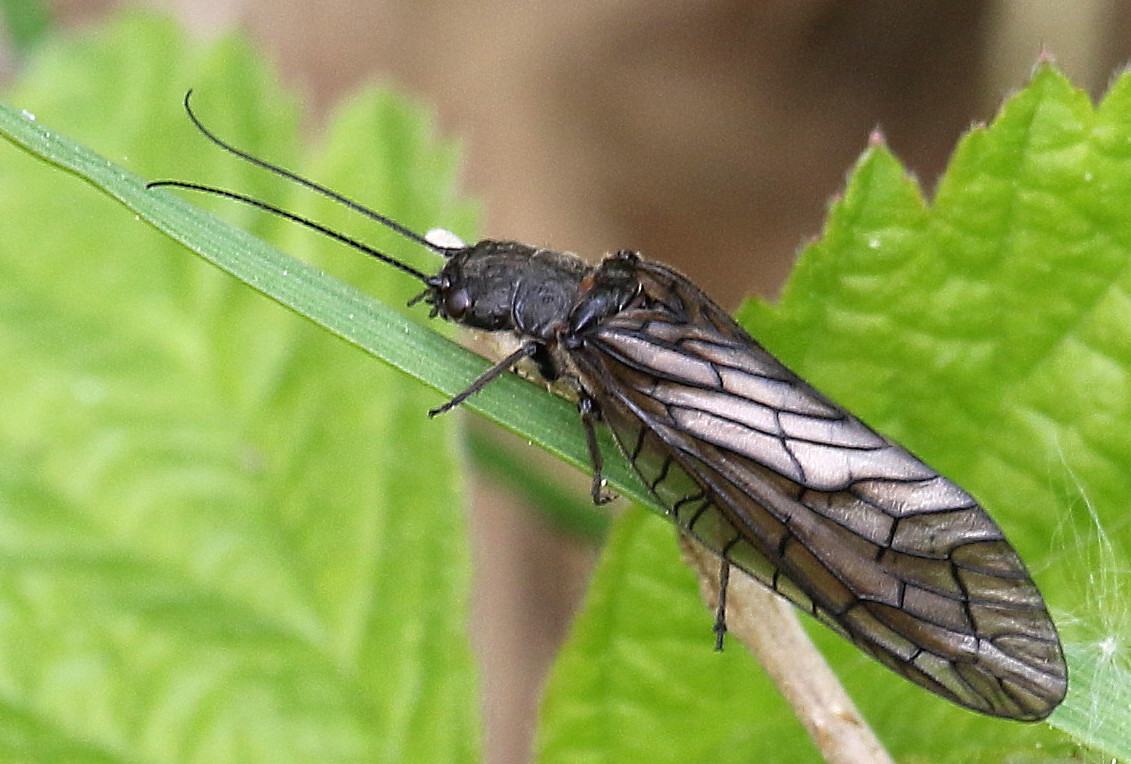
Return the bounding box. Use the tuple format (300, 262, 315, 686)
(571, 260, 1066, 720)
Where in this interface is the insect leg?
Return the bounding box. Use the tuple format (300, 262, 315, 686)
(578, 394, 613, 505)
(713, 559, 730, 651)
(428, 342, 540, 417)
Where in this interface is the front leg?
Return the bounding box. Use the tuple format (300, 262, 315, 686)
(429, 342, 540, 417)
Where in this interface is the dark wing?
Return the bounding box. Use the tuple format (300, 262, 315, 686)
(569, 259, 1067, 720)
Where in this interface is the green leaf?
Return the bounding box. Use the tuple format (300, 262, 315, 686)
(538, 65, 1129, 762)
(0, 10, 478, 762)
(536, 507, 814, 763)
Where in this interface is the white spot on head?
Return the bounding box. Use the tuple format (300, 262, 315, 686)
(20, 110, 36, 121)
(425, 227, 465, 250)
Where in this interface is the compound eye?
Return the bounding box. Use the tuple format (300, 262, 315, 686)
(443, 287, 471, 320)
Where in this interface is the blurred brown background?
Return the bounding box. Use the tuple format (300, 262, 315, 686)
(21, 2, 1131, 761)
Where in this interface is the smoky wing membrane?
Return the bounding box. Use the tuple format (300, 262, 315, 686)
(573, 263, 1066, 720)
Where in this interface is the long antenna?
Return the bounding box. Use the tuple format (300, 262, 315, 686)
(173, 90, 458, 248)
(147, 90, 459, 283)
(146, 178, 435, 284)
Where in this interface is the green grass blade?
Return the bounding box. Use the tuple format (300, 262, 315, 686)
(0, 94, 650, 507)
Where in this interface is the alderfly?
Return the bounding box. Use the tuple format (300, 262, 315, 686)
(150, 92, 1067, 721)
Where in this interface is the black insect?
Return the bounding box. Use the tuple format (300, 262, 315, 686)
(150, 93, 1067, 721)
